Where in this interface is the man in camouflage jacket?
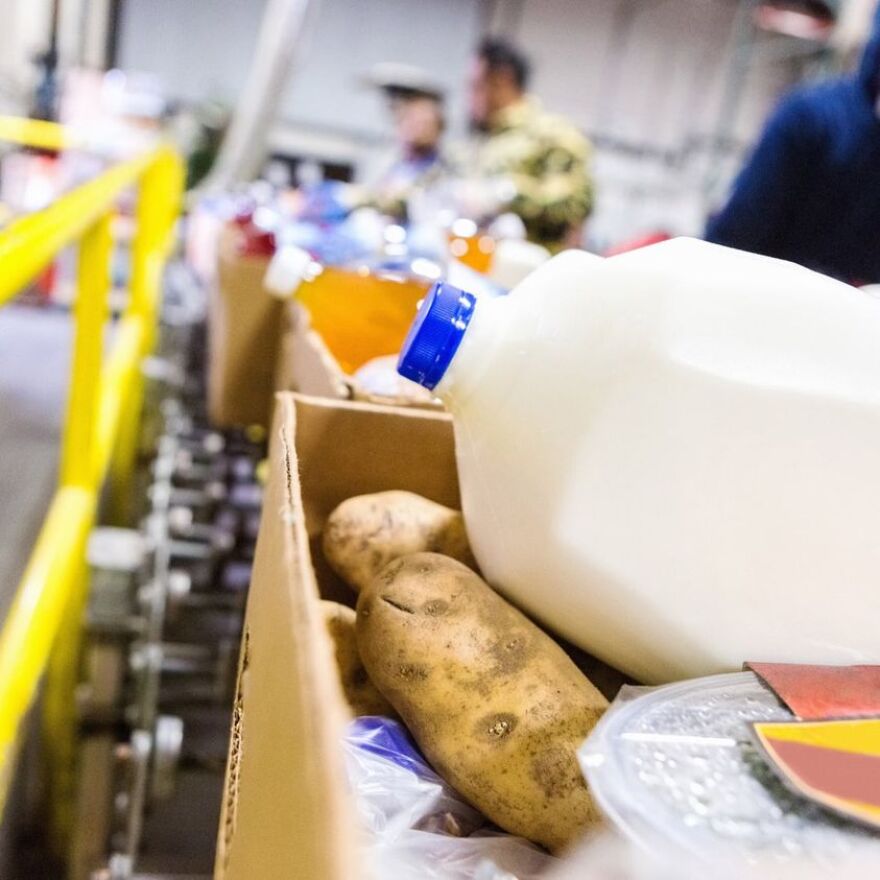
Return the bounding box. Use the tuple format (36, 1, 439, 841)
(462, 38, 593, 252)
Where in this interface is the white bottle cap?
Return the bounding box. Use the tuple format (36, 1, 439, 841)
(264, 245, 313, 299)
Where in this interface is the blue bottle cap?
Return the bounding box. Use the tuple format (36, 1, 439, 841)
(397, 281, 477, 390)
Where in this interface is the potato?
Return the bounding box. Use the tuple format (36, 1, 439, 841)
(321, 601, 397, 718)
(356, 553, 607, 853)
(322, 491, 476, 593)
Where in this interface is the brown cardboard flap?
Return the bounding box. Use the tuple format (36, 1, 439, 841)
(216, 395, 359, 880)
(276, 302, 443, 411)
(292, 393, 458, 536)
(275, 302, 352, 400)
(293, 393, 458, 608)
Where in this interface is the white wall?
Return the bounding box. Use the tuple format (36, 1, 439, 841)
(118, 0, 481, 139)
(117, 0, 267, 109)
(494, 0, 801, 245)
(0, 0, 54, 114)
(486, 0, 795, 148)
(119, 0, 794, 149)
(117, 0, 483, 182)
(0, 0, 123, 114)
(117, 0, 805, 243)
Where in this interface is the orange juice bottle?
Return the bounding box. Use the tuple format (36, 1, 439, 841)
(447, 218, 496, 275)
(295, 263, 431, 375)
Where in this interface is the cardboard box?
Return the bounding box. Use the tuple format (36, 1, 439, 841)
(215, 393, 457, 879)
(275, 301, 441, 409)
(208, 224, 282, 427)
(274, 302, 351, 401)
(216, 392, 624, 879)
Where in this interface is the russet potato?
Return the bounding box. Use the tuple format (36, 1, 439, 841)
(356, 553, 607, 852)
(323, 491, 476, 593)
(321, 600, 397, 718)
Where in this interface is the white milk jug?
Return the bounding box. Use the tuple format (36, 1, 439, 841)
(397, 238, 880, 683)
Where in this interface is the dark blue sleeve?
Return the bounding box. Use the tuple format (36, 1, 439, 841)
(705, 92, 822, 254)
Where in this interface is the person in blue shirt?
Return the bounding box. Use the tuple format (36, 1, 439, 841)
(706, 7, 880, 283)
(360, 64, 448, 222)
(371, 89, 446, 221)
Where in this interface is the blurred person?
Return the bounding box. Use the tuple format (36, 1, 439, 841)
(706, 3, 880, 283)
(372, 91, 445, 221)
(363, 65, 448, 222)
(462, 38, 593, 252)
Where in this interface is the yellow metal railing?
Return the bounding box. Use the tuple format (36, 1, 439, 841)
(0, 117, 183, 829)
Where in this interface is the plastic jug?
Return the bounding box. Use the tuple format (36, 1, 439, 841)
(398, 238, 880, 683)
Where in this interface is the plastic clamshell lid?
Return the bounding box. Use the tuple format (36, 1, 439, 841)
(580, 671, 880, 867)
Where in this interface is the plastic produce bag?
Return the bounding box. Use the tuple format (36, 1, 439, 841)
(548, 830, 880, 880)
(352, 355, 437, 403)
(343, 716, 557, 879)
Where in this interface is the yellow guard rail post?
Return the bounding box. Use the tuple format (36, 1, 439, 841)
(0, 117, 183, 841)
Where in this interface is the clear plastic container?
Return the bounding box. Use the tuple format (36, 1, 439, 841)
(579, 672, 880, 869)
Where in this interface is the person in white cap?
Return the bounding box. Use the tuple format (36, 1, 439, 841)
(362, 63, 448, 222)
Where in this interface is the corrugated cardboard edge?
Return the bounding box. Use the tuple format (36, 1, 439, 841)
(276, 302, 443, 410)
(215, 394, 360, 880)
(275, 302, 352, 400)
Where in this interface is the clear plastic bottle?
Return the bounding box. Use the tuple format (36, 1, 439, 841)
(398, 238, 880, 683)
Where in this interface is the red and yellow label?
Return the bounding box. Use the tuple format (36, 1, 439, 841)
(753, 718, 880, 829)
